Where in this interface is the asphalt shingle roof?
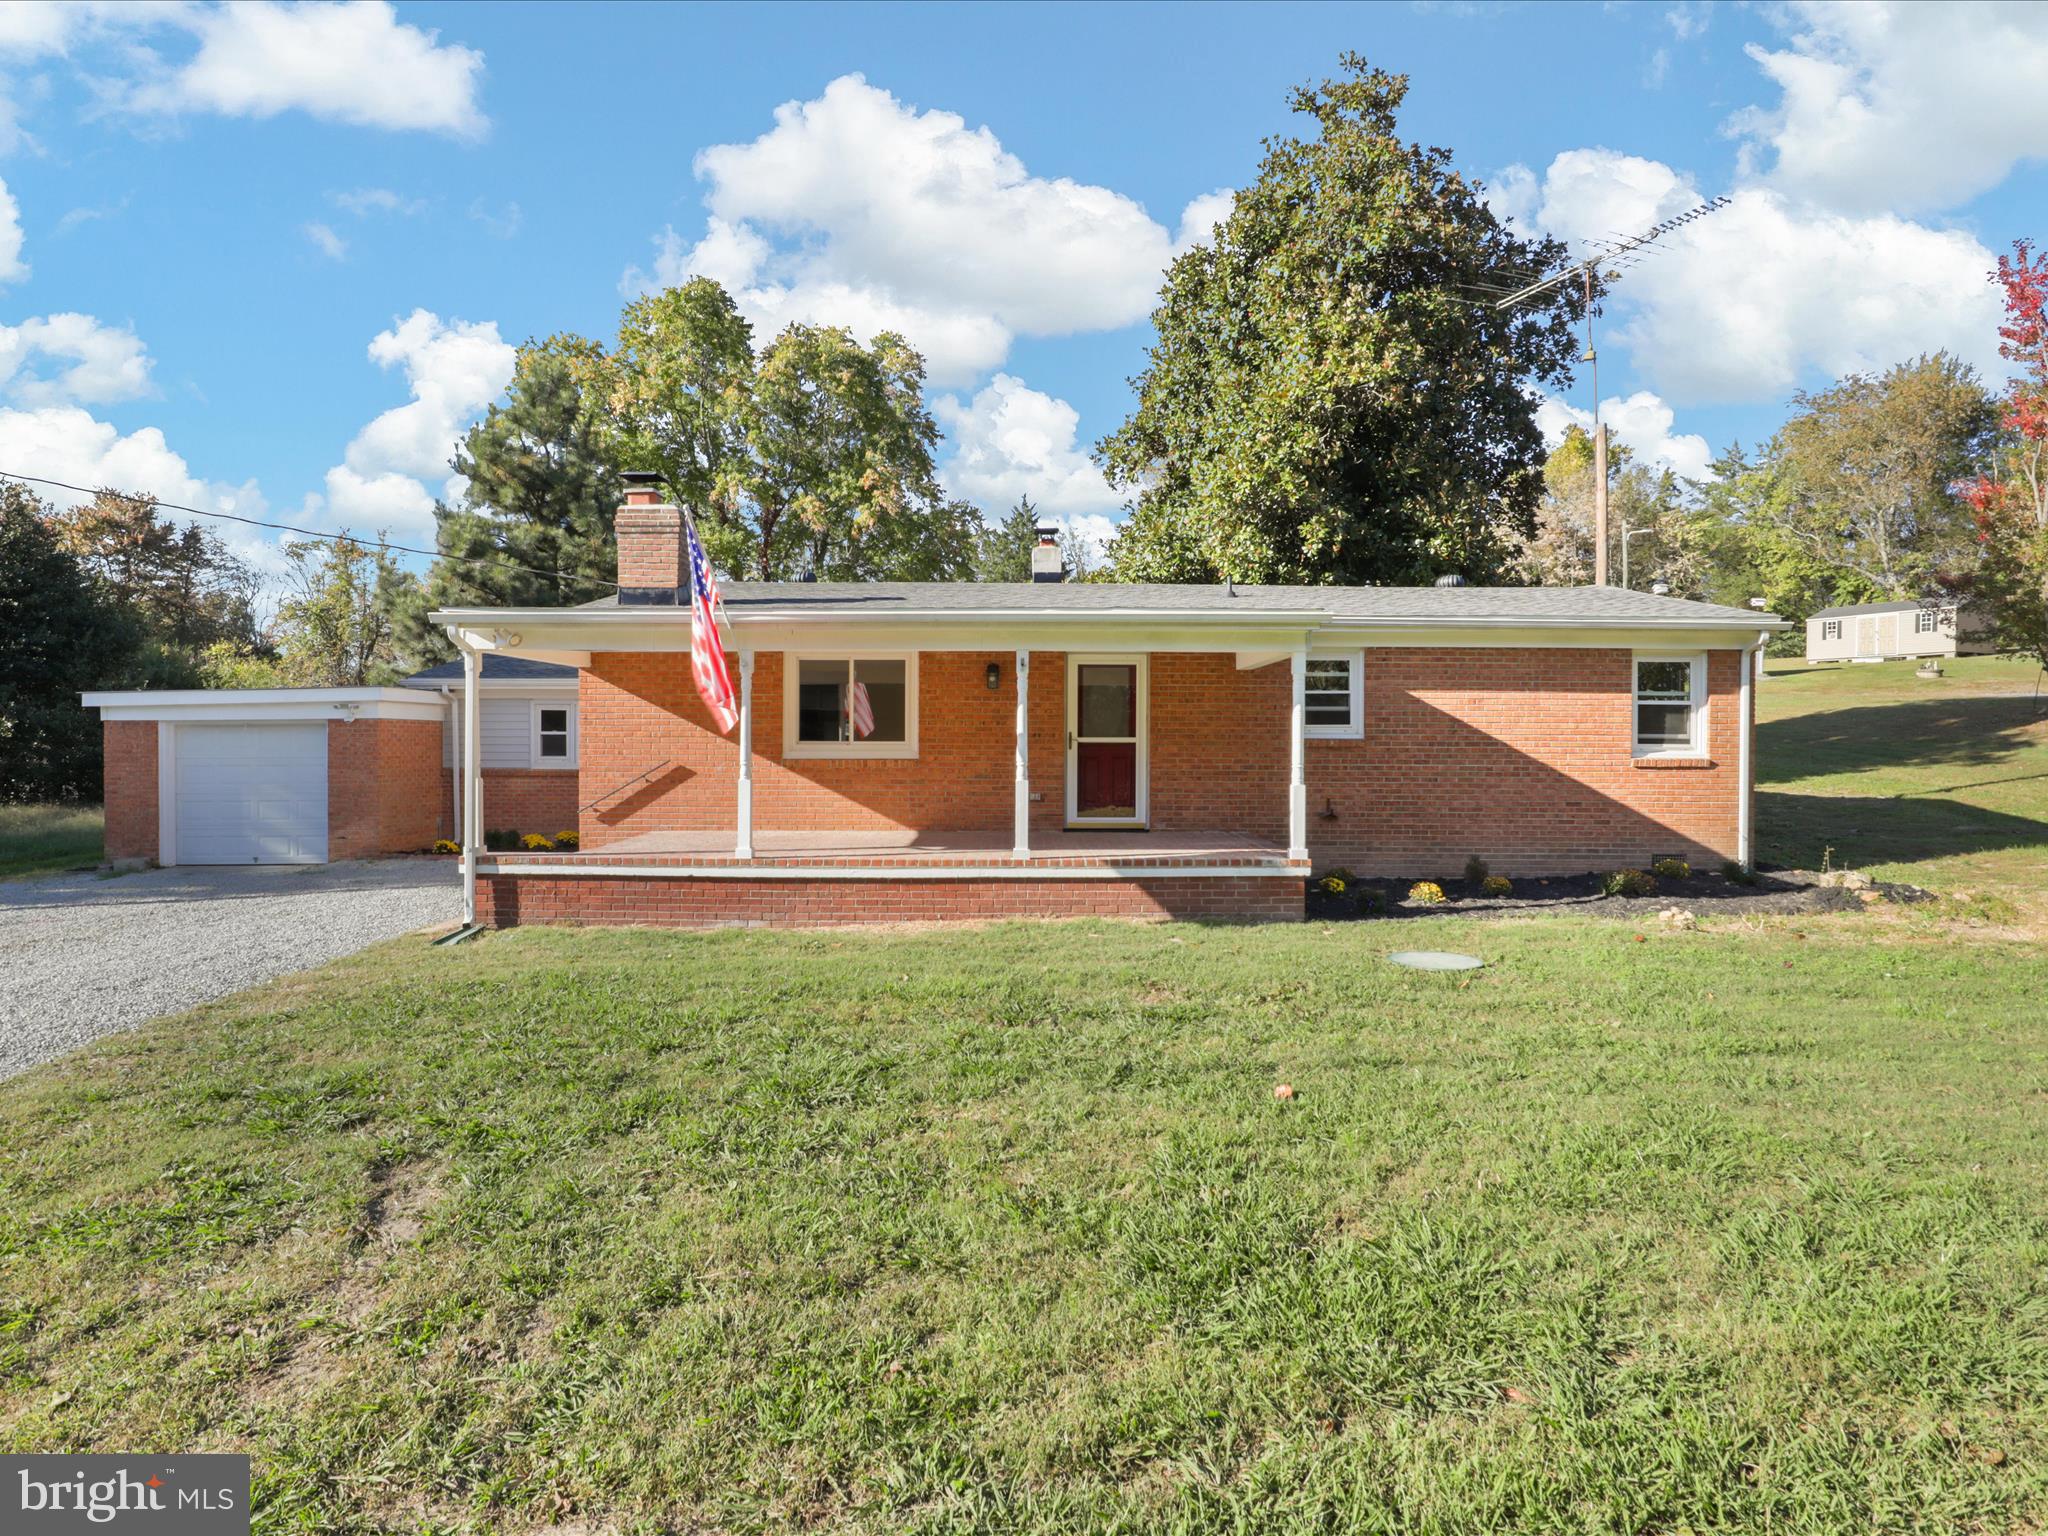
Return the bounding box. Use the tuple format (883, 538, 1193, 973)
(403, 655, 577, 684)
(1809, 599, 1947, 619)
(577, 581, 1773, 625)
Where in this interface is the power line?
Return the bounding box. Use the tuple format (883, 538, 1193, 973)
(0, 469, 620, 592)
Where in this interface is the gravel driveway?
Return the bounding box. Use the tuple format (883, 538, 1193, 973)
(0, 859, 458, 1079)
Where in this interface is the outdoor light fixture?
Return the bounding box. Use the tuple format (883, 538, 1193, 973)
(985, 662, 1001, 691)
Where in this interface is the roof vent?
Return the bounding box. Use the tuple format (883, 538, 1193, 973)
(1650, 580, 1671, 596)
(1433, 573, 1468, 588)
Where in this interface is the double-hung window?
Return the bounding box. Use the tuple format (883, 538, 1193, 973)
(532, 702, 575, 767)
(784, 654, 917, 759)
(1632, 654, 1705, 757)
(1303, 652, 1363, 739)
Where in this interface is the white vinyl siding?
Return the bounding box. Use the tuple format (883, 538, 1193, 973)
(442, 695, 578, 769)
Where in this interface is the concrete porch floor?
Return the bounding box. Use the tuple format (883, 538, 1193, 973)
(549, 826, 1293, 868)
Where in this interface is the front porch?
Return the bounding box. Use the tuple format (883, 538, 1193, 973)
(490, 825, 1295, 871)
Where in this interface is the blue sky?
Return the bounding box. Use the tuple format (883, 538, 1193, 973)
(3, 0, 2042, 596)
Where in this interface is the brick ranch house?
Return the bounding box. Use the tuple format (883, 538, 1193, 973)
(83, 654, 580, 866)
(409, 475, 1786, 927)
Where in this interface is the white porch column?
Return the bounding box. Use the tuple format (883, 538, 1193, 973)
(459, 639, 483, 926)
(1013, 649, 1030, 857)
(735, 649, 755, 860)
(1288, 647, 1309, 861)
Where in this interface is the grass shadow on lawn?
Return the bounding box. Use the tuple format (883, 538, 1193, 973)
(1757, 790, 2048, 876)
(1756, 695, 2048, 785)
(1, 919, 2046, 1533)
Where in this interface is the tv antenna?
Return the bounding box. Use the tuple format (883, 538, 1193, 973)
(1496, 196, 1729, 585)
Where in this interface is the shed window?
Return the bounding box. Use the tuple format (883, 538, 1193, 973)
(1633, 655, 1705, 756)
(1914, 609, 1939, 634)
(1821, 619, 1842, 641)
(1303, 652, 1363, 739)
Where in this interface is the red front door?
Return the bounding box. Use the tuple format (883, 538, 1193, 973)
(1071, 662, 1140, 821)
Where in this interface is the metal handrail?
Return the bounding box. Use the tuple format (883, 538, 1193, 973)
(580, 759, 672, 814)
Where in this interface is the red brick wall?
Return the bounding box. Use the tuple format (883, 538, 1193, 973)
(573, 645, 1745, 874)
(437, 768, 580, 841)
(477, 872, 1304, 927)
(1307, 647, 1743, 874)
(327, 718, 442, 859)
(102, 720, 158, 862)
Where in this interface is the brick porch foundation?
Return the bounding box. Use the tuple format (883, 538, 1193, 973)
(475, 871, 1306, 927)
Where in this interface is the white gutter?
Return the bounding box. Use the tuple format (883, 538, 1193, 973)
(430, 604, 1790, 633)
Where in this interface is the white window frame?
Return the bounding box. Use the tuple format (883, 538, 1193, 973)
(1821, 619, 1842, 641)
(530, 699, 578, 769)
(1631, 652, 1707, 759)
(1914, 609, 1939, 635)
(1303, 650, 1364, 740)
(781, 651, 920, 761)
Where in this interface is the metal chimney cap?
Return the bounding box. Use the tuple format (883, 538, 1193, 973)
(620, 470, 663, 487)
(1433, 573, 1469, 587)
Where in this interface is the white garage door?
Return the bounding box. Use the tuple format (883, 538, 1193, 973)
(174, 723, 328, 864)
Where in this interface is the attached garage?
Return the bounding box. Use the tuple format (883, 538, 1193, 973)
(82, 688, 447, 867)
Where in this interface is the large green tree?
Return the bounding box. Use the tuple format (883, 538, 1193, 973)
(0, 484, 143, 801)
(394, 349, 621, 663)
(273, 536, 418, 688)
(1758, 352, 1996, 599)
(1100, 56, 1586, 585)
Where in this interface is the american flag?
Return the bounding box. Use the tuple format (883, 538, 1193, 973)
(684, 512, 739, 734)
(848, 675, 874, 739)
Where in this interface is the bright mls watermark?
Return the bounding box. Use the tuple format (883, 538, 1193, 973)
(3, 1456, 249, 1533)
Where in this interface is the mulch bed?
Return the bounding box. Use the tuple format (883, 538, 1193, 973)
(1307, 868, 1938, 923)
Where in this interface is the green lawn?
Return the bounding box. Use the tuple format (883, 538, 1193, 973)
(3, 920, 2045, 1533)
(1757, 655, 2048, 918)
(0, 802, 103, 881)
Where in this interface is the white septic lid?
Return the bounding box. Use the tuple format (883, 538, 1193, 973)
(1388, 951, 1485, 971)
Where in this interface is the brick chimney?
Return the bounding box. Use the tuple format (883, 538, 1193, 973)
(1030, 522, 1065, 583)
(615, 470, 682, 603)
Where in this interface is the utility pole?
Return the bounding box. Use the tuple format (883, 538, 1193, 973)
(1490, 196, 1729, 588)
(1586, 265, 1608, 587)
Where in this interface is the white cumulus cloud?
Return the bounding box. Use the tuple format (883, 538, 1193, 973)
(318, 309, 513, 541)
(0, 175, 26, 285)
(934, 373, 1123, 521)
(1729, 1, 2048, 216)
(627, 74, 1220, 384)
(1504, 147, 2002, 404)
(0, 314, 153, 406)
(302, 221, 346, 261)
(95, 2, 488, 139)
(1534, 390, 1715, 483)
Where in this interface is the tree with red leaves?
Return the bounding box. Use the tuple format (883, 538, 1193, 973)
(1952, 241, 2048, 680)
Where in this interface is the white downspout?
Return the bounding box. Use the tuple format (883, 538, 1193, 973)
(1737, 631, 1765, 869)
(457, 636, 483, 926)
(735, 649, 755, 860)
(439, 684, 460, 846)
(1013, 649, 1030, 858)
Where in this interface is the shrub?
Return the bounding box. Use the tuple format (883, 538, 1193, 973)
(1316, 872, 1348, 897)
(1355, 887, 1386, 915)
(1407, 880, 1447, 905)
(520, 833, 556, 851)
(1721, 860, 1758, 886)
(484, 828, 517, 852)
(1651, 857, 1691, 880)
(431, 839, 459, 856)
(1603, 868, 1659, 898)
(1479, 874, 1513, 897)
(1463, 854, 1490, 884)
(554, 829, 580, 850)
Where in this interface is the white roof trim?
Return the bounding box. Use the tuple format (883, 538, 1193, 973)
(81, 687, 446, 723)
